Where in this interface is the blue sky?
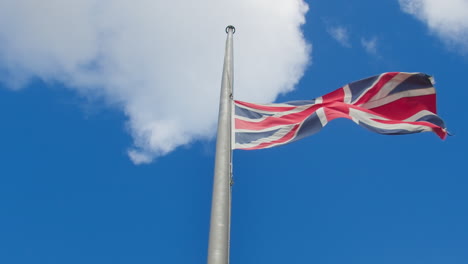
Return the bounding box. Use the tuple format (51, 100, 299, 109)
(1, 0, 467, 263)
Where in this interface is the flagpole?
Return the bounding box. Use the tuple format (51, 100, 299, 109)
(207, 25, 235, 264)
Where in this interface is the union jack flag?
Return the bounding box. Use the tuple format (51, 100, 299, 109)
(233, 72, 447, 150)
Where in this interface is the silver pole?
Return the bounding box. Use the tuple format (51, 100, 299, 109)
(207, 25, 235, 264)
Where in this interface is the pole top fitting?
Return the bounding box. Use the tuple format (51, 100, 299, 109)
(225, 25, 236, 34)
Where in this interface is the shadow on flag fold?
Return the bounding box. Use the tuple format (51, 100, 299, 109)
(233, 72, 448, 150)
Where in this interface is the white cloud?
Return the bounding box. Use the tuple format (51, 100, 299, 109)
(327, 26, 351, 47)
(0, 0, 311, 164)
(361, 37, 378, 55)
(399, 0, 468, 51)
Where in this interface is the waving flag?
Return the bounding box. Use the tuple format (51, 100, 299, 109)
(234, 72, 447, 150)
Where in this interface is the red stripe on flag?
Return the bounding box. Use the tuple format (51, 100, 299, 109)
(367, 94, 437, 120)
(235, 104, 322, 130)
(322, 87, 345, 103)
(235, 100, 297, 112)
(323, 102, 351, 121)
(354, 72, 399, 105)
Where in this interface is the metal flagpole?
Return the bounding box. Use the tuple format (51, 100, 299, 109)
(207, 25, 235, 264)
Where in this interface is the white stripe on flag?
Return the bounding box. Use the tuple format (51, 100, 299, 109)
(404, 110, 438, 122)
(348, 108, 433, 132)
(343, 85, 352, 104)
(351, 73, 386, 104)
(235, 124, 295, 149)
(367, 72, 413, 103)
(316, 107, 328, 126)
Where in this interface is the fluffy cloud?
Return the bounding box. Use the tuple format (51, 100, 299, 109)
(0, 0, 310, 164)
(399, 0, 468, 51)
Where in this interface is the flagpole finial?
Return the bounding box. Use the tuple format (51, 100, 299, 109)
(225, 25, 236, 34)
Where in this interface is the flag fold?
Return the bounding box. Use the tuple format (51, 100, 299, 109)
(234, 72, 447, 150)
